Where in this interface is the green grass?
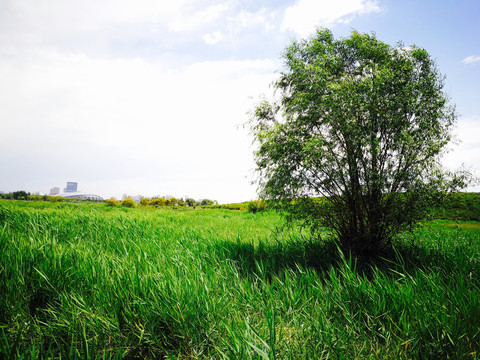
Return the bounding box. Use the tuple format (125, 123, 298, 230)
(1, 200, 479, 359)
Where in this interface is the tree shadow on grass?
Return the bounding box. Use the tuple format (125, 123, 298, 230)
(213, 235, 478, 282)
(216, 237, 342, 279)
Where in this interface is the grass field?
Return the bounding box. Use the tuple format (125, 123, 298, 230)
(1, 200, 480, 359)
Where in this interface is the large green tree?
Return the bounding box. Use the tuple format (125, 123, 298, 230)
(251, 29, 466, 256)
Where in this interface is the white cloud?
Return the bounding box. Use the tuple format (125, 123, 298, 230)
(0, 0, 186, 40)
(462, 55, 480, 64)
(167, 3, 231, 32)
(0, 0, 286, 62)
(281, 0, 380, 37)
(228, 8, 276, 32)
(0, 0, 193, 59)
(198, 8, 279, 47)
(0, 0, 250, 59)
(179, 6, 278, 46)
(203, 31, 225, 45)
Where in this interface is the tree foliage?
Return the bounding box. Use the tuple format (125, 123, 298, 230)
(185, 198, 197, 207)
(251, 29, 467, 256)
(149, 197, 166, 207)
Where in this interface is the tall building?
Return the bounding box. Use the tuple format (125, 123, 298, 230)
(64, 182, 77, 193)
(54, 182, 103, 200)
(49, 187, 60, 195)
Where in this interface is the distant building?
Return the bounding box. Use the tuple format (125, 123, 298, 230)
(53, 182, 103, 201)
(49, 187, 60, 195)
(122, 194, 143, 202)
(132, 195, 143, 202)
(56, 192, 103, 201)
(64, 182, 77, 193)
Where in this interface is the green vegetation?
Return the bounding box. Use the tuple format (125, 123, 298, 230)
(0, 192, 218, 209)
(121, 197, 136, 208)
(105, 197, 121, 207)
(429, 192, 480, 221)
(248, 200, 266, 214)
(251, 29, 468, 256)
(0, 191, 93, 203)
(201, 202, 251, 211)
(1, 200, 479, 358)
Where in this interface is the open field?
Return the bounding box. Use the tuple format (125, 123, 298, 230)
(1, 200, 480, 359)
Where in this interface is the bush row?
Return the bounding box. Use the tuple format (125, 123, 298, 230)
(106, 196, 217, 208)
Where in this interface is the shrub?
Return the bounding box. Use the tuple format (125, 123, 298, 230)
(106, 198, 120, 207)
(121, 197, 136, 208)
(149, 197, 166, 207)
(248, 200, 266, 214)
(169, 197, 179, 206)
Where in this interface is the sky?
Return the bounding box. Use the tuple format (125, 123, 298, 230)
(0, 0, 479, 203)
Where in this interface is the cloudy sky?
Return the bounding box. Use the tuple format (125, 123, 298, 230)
(1, 0, 479, 203)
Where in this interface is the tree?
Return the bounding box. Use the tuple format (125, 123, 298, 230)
(251, 29, 467, 256)
(185, 198, 196, 207)
(12, 191, 30, 200)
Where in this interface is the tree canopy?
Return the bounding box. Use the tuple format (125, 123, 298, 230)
(251, 29, 466, 256)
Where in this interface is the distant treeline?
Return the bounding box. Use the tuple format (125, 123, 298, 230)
(0, 191, 100, 203)
(428, 192, 480, 221)
(202, 200, 266, 213)
(204, 193, 480, 219)
(1, 191, 479, 220)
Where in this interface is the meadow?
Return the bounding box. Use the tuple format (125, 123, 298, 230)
(1, 200, 480, 359)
